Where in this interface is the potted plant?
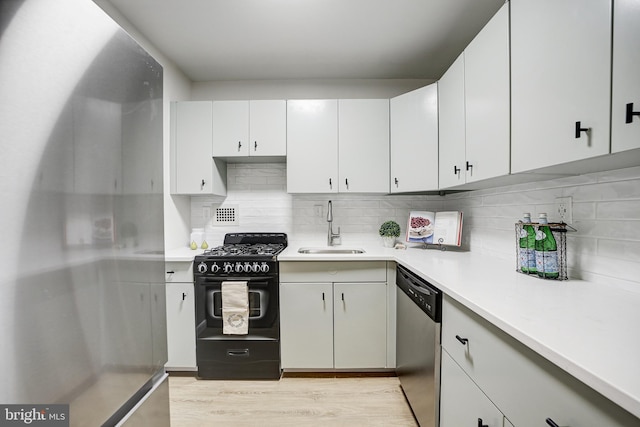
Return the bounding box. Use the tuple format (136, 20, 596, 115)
(379, 220, 401, 248)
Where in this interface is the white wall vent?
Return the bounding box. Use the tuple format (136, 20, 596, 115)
(213, 205, 239, 226)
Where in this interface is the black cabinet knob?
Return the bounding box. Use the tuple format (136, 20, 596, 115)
(478, 418, 488, 427)
(545, 419, 560, 427)
(456, 335, 469, 345)
(626, 102, 640, 124)
(575, 121, 590, 138)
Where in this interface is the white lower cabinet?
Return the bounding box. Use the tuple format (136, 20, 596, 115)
(164, 262, 196, 371)
(440, 350, 506, 427)
(279, 262, 391, 370)
(441, 295, 640, 427)
(279, 282, 334, 369)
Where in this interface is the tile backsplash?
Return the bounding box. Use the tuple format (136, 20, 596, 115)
(191, 163, 443, 245)
(191, 163, 640, 289)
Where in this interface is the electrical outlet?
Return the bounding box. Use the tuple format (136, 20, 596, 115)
(554, 196, 573, 224)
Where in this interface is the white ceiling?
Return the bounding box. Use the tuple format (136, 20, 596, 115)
(104, 0, 505, 82)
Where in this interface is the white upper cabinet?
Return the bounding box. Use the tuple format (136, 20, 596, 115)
(249, 100, 287, 156)
(212, 100, 286, 157)
(439, 2, 510, 190)
(464, 1, 510, 183)
(390, 83, 439, 193)
(438, 54, 466, 189)
(612, 0, 640, 153)
(212, 100, 248, 157)
(338, 99, 390, 193)
(287, 99, 339, 193)
(171, 101, 226, 195)
(511, 0, 612, 173)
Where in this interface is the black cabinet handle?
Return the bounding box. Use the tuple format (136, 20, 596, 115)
(466, 161, 473, 172)
(456, 335, 469, 345)
(575, 121, 590, 138)
(166, 271, 175, 275)
(454, 165, 460, 175)
(345, 178, 349, 189)
(545, 419, 560, 427)
(254, 141, 258, 150)
(322, 292, 325, 301)
(626, 103, 640, 124)
(394, 177, 399, 187)
(238, 141, 242, 151)
(478, 418, 488, 427)
(182, 292, 187, 301)
(329, 178, 332, 189)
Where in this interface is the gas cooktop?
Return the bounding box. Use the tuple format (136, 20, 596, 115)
(202, 243, 285, 257)
(197, 233, 288, 259)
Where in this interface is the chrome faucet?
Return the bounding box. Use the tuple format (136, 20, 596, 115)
(327, 200, 341, 246)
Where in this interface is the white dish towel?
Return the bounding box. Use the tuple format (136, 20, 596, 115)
(221, 281, 249, 335)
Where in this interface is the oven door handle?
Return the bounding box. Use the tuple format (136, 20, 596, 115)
(227, 349, 250, 357)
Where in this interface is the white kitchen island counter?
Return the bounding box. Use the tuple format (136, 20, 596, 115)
(279, 242, 640, 420)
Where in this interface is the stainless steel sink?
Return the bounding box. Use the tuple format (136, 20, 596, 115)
(297, 247, 366, 254)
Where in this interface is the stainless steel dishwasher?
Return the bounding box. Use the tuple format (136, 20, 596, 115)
(396, 264, 442, 427)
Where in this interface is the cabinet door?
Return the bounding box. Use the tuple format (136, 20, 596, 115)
(440, 350, 504, 427)
(173, 101, 214, 194)
(165, 283, 196, 370)
(438, 55, 466, 189)
(390, 84, 439, 193)
(212, 100, 249, 157)
(464, 2, 510, 183)
(280, 283, 334, 369)
(612, 0, 640, 153)
(333, 282, 387, 369)
(338, 99, 390, 193)
(286, 100, 338, 193)
(249, 100, 286, 156)
(511, 0, 611, 173)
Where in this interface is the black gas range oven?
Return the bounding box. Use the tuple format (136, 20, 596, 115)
(193, 233, 287, 380)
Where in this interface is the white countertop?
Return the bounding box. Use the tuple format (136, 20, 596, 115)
(168, 241, 640, 419)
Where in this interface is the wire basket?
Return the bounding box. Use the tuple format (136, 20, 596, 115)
(515, 222, 568, 280)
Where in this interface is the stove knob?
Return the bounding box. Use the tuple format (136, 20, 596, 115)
(211, 263, 220, 273)
(197, 262, 208, 274)
(235, 262, 244, 273)
(252, 262, 260, 273)
(260, 262, 270, 273)
(223, 263, 234, 274)
(244, 262, 251, 272)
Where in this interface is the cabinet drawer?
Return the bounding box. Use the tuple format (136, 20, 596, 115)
(280, 261, 386, 283)
(165, 262, 193, 283)
(442, 295, 639, 427)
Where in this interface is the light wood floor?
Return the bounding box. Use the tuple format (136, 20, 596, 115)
(168, 375, 418, 426)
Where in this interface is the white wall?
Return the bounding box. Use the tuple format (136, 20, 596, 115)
(93, 0, 193, 250)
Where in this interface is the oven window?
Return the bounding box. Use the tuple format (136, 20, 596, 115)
(209, 290, 264, 319)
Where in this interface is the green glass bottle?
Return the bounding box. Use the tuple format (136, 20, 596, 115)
(518, 213, 536, 274)
(535, 213, 559, 279)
